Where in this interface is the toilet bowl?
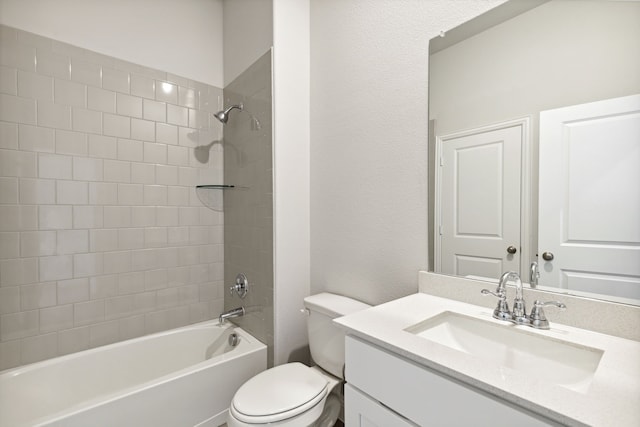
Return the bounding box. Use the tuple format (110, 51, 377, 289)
(227, 293, 370, 427)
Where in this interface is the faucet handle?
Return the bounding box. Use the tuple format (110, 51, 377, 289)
(529, 300, 566, 329)
(481, 289, 512, 321)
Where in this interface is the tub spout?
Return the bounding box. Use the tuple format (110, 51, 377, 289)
(219, 307, 245, 324)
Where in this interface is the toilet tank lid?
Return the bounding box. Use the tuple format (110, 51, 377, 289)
(303, 293, 371, 317)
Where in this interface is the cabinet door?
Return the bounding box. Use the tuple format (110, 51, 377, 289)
(345, 384, 418, 427)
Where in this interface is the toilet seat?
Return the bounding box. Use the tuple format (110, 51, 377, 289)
(230, 362, 329, 424)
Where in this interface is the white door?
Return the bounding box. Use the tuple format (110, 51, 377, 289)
(538, 94, 640, 303)
(436, 123, 523, 280)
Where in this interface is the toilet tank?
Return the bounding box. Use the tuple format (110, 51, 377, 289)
(303, 293, 370, 378)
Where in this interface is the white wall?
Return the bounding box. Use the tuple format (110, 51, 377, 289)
(310, 0, 507, 306)
(0, 0, 224, 87)
(273, 0, 310, 365)
(223, 0, 273, 87)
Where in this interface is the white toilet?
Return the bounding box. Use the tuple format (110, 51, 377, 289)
(227, 293, 371, 427)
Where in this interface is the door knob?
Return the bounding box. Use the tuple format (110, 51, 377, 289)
(507, 245, 517, 254)
(542, 252, 554, 261)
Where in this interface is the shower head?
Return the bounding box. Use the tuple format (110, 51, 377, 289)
(213, 103, 243, 124)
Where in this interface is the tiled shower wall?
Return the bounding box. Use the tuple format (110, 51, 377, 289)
(224, 51, 273, 366)
(0, 25, 225, 370)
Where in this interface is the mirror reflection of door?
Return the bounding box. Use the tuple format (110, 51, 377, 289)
(436, 120, 525, 280)
(538, 94, 640, 304)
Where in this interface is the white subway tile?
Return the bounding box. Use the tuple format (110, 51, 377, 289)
(118, 228, 144, 250)
(72, 108, 102, 134)
(0, 149, 36, 177)
(179, 207, 200, 226)
(105, 295, 134, 320)
(57, 229, 89, 254)
(73, 206, 103, 229)
(143, 185, 167, 206)
(135, 291, 158, 315)
(71, 59, 101, 87)
(87, 86, 116, 113)
(89, 182, 118, 205)
(116, 93, 142, 118)
(103, 159, 131, 183)
(178, 167, 198, 186)
(0, 257, 38, 286)
(21, 332, 58, 364)
(0, 93, 36, 124)
(38, 153, 72, 179)
(0, 65, 17, 95)
(132, 206, 156, 227)
(167, 186, 188, 206)
(52, 40, 86, 60)
(54, 79, 85, 108)
(36, 49, 70, 80)
(178, 246, 199, 266)
(167, 104, 188, 127)
(167, 226, 189, 245)
(56, 130, 87, 155)
(103, 206, 131, 228)
(156, 81, 177, 104)
(56, 180, 88, 204)
(57, 277, 89, 304)
(119, 314, 145, 340)
(189, 226, 209, 246)
(103, 113, 130, 138)
(88, 134, 117, 159)
(189, 109, 209, 130)
(89, 274, 117, 300)
(73, 156, 103, 181)
(118, 271, 145, 295)
(40, 304, 74, 333)
(90, 229, 118, 252)
(0, 286, 20, 314)
(0, 205, 38, 231)
(39, 100, 72, 129)
(178, 86, 196, 108)
(0, 177, 18, 204)
(156, 165, 178, 186)
(20, 230, 56, 257)
(38, 205, 72, 230)
(143, 99, 166, 122)
(102, 67, 129, 93)
(39, 255, 73, 281)
(19, 124, 55, 152)
(103, 250, 132, 274)
(117, 138, 142, 161)
(156, 123, 178, 145)
(145, 227, 167, 248)
(17, 30, 51, 50)
(73, 252, 104, 278)
(132, 249, 158, 271)
(131, 162, 155, 184)
(131, 118, 155, 142)
(156, 207, 179, 227)
(58, 326, 90, 355)
(143, 141, 167, 164)
(130, 74, 155, 99)
(117, 183, 143, 205)
(17, 70, 53, 101)
(20, 281, 57, 309)
(0, 310, 39, 340)
(167, 145, 189, 166)
(144, 268, 167, 290)
(74, 299, 105, 326)
(189, 264, 209, 284)
(0, 40, 35, 71)
(0, 232, 19, 258)
(157, 247, 178, 268)
(0, 121, 18, 149)
(89, 320, 119, 348)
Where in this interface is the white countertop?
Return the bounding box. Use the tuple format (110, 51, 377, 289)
(334, 293, 640, 427)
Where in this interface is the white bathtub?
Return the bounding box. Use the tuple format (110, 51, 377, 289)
(0, 321, 266, 427)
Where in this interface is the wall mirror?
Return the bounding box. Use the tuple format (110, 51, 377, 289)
(427, 0, 640, 306)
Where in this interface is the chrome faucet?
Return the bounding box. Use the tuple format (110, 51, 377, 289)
(481, 271, 566, 329)
(218, 307, 245, 324)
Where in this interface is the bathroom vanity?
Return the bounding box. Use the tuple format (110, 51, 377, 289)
(335, 288, 640, 427)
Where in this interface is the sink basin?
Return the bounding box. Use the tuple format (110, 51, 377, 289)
(405, 311, 603, 393)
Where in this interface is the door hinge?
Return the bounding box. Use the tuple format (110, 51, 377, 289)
(439, 225, 443, 236)
(439, 156, 444, 167)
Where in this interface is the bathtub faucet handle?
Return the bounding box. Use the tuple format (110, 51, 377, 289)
(229, 273, 249, 299)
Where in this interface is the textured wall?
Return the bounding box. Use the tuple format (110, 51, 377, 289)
(309, 0, 508, 306)
(223, 51, 274, 366)
(0, 25, 225, 370)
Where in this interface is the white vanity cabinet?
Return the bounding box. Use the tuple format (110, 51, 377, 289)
(344, 335, 557, 427)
